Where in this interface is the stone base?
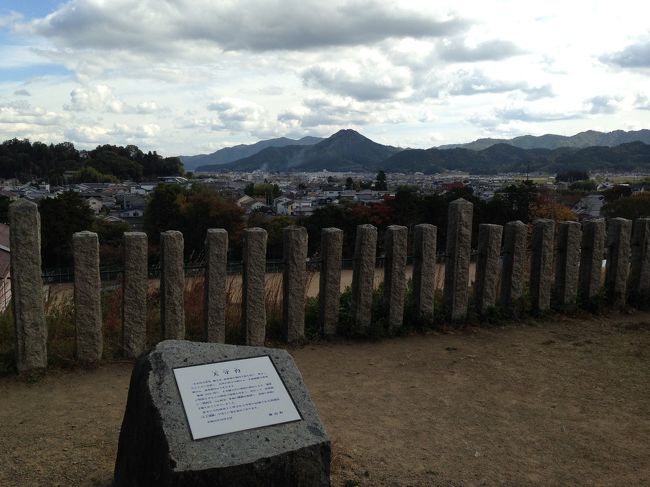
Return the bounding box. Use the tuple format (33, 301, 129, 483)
(113, 340, 330, 487)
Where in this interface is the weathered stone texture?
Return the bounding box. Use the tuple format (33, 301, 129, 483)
(605, 217, 632, 306)
(283, 226, 308, 342)
(161, 231, 185, 340)
(383, 225, 408, 332)
(444, 198, 473, 320)
(204, 229, 228, 343)
(554, 221, 582, 307)
(350, 224, 377, 334)
(629, 217, 650, 300)
(9, 200, 47, 372)
(73, 231, 103, 362)
(412, 224, 437, 319)
(242, 228, 267, 346)
(114, 340, 330, 487)
(122, 232, 147, 358)
(530, 219, 555, 311)
(579, 219, 606, 301)
(319, 228, 343, 336)
(500, 220, 527, 306)
(474, 224, 503, 314)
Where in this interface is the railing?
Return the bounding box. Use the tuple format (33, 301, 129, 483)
(6, 197, 649, 374)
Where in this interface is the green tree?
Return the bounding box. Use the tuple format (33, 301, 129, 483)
(602, 192, 650, 220)
(144, 184, 244, 259)
(375, 170, 387, 190)
(39, 191, 95, 268)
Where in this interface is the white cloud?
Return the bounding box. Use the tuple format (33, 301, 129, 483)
(301, 55, 412, 101)
(438, 38, 524, 62)
(22, 0, 467, 53)
(64, 84, 163, 114)
(586, 95, 623, 115)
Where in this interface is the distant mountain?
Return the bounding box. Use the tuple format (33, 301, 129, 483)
(198, 129, 401, 172)
(379, 141, 650, 174)
(438, 129, 650, 151)
(181, 136, 323, 170)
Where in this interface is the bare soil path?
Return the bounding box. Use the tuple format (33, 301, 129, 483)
(1, 312, 649, 487)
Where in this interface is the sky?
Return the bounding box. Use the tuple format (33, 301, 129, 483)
(1, 1, 650, 157)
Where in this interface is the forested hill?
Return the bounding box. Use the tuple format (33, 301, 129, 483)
(0, 139, 183, 182)
(379, 141, 650, 174)
(200, 129, 401, 172)
(437, 129, 650, 151)
(180, 135, 323, 170)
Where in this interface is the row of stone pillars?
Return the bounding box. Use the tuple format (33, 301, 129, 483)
(8, 198, 650, 373)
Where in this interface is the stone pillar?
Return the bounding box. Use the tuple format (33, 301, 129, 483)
(444, 198, 473, 320)
(350, 224, 377, 334)
(605, 217, 632, 306)
(122, 232, 147, 358)
(530, 219, 555, 312)
(383, 225, 408, 332)
(283, 226, 308, 343)
(9, 200, 47, 372)
(242, 228, 267, 346)
(319, 228, 343, 336)
(160, 231, 185, 340)
(412, 224, 437, 319)
(474, 224, 503, 314)
(554, 221, 582, 307)
(500, 221, 527, 306)
(629, 217, 650, 302)
(204, 229, 228, 343)
(578, 219, 606, 301)
(73, 231, 102, 362)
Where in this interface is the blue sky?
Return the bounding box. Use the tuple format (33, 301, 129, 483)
(1, 0, 650, 156)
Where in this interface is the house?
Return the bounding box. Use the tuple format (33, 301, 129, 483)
(272, 197, 294, 216)
(572, 194, 605, 220)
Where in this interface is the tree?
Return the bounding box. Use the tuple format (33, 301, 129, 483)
(144, 184, 244, 259)
(375, 170, 387, 190)
(345, 177, 354, 190)
(39, 191, 95, 268)
(602, 192, 650, 220)
(556, 170, 589, 182)
(530, 200, 576, 222)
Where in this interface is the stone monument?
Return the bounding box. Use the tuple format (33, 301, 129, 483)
(114, 340, 330, 486)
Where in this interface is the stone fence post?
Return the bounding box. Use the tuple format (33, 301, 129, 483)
(161, 230, 185, 340)
(412, 224, 436, 320)
(350, 224, 376, 334)
(554, 221, 581, 307)
(383, 225, 407, 332)
(605, 218, 632, 306)
(319, 228, 343, 336)
(500, 221, 527, 307)
(444, 198, 473, 320)
(474, 224, 502, 314)
(283, 226, 308, 343)
(123, 232, 147, 358)
(204, 229, 228, 343)
(629, 217, 650, 302)
(578, 219, 605, 302)
(73, 231, 102, 363)
(530, 219, 555, 312)
(9, 200, 47, 372)
(242, 228, 267, 346)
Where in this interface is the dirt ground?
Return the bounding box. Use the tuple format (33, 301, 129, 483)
(1, 312, 649, 487)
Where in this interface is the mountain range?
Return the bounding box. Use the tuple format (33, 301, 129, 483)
(188, 128, 650, 174)
(437, 129, 650, 151)
(180, 136, 323, 170)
